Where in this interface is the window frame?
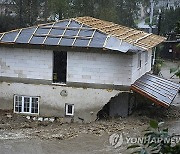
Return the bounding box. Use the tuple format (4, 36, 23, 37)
(137, 53, 142, 69)
(145, 51, 148, 65)
(65, 103, 74, 116)
(14, 95, 39, 115)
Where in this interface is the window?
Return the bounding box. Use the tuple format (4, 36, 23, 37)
(53, 51, 67, 83)
(65, 103, 74, 116)
(137, 53, 141, 68)
(145, 51, 148, 64)
(14, 95, 39, 114)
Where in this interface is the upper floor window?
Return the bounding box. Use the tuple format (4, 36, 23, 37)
(138, 53, 141, 68)
(145, 51, 148, 64)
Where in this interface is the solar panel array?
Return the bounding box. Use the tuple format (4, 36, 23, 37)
(131, 73, 180, 107)
(0, 20, 107, 48)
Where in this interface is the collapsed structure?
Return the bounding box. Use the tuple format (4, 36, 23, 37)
(0, 17, 179, 122)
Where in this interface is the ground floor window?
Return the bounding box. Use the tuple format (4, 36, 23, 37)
(65, 103, 74, 116)
(14, 95, 39, 114)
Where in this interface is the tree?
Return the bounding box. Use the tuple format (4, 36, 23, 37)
(160, 7, 180, 35)
(115, 0, 140, 27)
(47, 0, 70, 20)
(71, 0, 95, 17)
(175, 20, 180, 34)
(12, 0, 41, 27)
(70, 0, 140, 27)
(0, 15, 19, 32)
(94, 0, 117, 22)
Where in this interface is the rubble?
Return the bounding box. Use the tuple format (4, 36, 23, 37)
(0, 105, 180, 142)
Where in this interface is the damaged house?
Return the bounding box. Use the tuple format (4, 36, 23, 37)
(0, 17, 179, 122)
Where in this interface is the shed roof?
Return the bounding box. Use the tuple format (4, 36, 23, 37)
(0, 16, 166, 53)
(131, 73, 180, 108)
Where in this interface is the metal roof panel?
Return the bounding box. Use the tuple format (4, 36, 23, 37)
(131, 73, 180, 108)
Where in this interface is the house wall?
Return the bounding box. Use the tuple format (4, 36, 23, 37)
(0, 47, 52, 80)
(0, 81, 121, 122)
(67, 51, 133, 86)
(0, 47, 152, 86)
(131, 50, 152, 83)
(0, 47, 152, 122)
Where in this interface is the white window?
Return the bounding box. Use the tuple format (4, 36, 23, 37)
(138, 53, 141, 68)
(14, 95, 39, 114)
(145, 51, 148, 64)
(65, 103, 74, 116)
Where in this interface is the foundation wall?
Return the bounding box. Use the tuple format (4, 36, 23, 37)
(0, 81, 123, 122)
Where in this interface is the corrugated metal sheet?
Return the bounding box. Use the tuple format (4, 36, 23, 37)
(131, 73, 180, 107)
(0, 17, 166, 52)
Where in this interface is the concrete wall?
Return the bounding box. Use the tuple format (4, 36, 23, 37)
(0, 47, 52, 80)
(0, 47, 152, 86)
(67, 51, 133, 86)
(0, 47, 152, 121)
(131, 50, 152, 83)
(0, 81, 121, 122)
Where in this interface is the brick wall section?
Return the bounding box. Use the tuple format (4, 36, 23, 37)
(0, 47, 52, 80)
(67, 51, 133, 86)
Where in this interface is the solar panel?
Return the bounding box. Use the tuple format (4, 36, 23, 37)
(30, 36, 46, 44)
(16, 28, 36, 43)
(79, 30, 93, 37)
(50, 29, 64, 35)
(54, 21, 69, 27)
(89, 31, 107, 48)
(36, 27, 50, 35)
(131, 73, 180, 107)
(45, 37, 60, 45)
(1, 30, 20, 42)
(74, 38, 90, 47)
(69, 21, 81, 28)
(65, 29, 78, 36)
(60, 38, 74, 46)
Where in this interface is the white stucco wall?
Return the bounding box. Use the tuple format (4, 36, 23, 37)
(67, 51, 133, 86)
(131, 50, 152, 83)
(0, 47, 53, 80)
(0, 81, 121, 122)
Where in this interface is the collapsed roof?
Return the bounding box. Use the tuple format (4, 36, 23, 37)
(0, 16, 166, 53)
(131, 73, 180, 108)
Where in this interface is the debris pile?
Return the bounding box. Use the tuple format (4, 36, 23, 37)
(0, 104, 180, 141)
